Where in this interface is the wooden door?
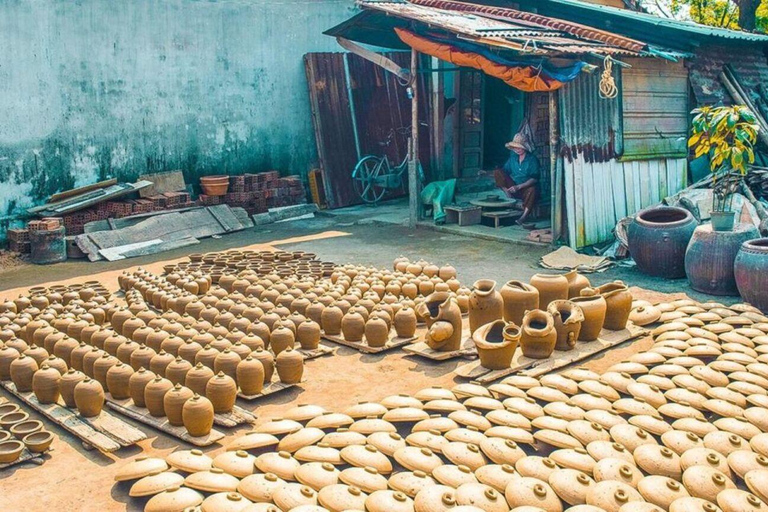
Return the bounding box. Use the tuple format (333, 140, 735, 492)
(458, 70, 485, 178)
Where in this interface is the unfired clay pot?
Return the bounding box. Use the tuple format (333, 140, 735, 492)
(565, 270, 591, 298)
(472, 320, 519, 370)
(129, 367, 156, 408)
(394, 307, 417, 338)
(365, 317, 390, 348)
(417, 292, 463, 352)
(519, 310, 557, 359)
(276, 347, 304, 384)
(206, 372, 237, 413)
(468, 280, 503, 334)
(237, 356, 265, 396)
(74, 377, 105, 417)
(32, 364, 61, 404)
(529, 273, 569, 309)
(183, 394, 215, 437)
(163, 383, 194, 426)
(59, 369, 86, 408)
(341, 312, 366, 342)
(297, 320, 321, 350)
(571, 291, 607, 341)
(10, 354, 38, 392)
(500, 281, 539, 326)
(597, 281, 632, 331)
(547, 300, 584, 351)
(321, 306, 343, 336)
(270, 326, 295, 356)
(144, 376, 173, 417)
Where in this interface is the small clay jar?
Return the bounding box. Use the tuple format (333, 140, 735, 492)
(270, 326, 296, 356)
(297, 320, 321, 350)
(597, 281, 632, 331)
(129, 344, 157, 372)
(129, 367, 156, 408)
(394, 307, 417, 338)
(165, 357, 193, 386)
(144, 376, 174, 417)
(214, 349, 242, 382)
(183, 394, 215, 437)
(10, 354, 38, 392)
(365, 317, 390, 348)
(74, 377, 105, 417)
(32, 364, 62, 404)
(473, 320, 519, 370)
(571, 291, 607, 342)
(252, 348, 275, 384)
(60, 369, 86, 407)
(529, 273, 569, 309)
(519, 310, 557, 359)
(341, 312, 366, 342)
(106, 362, 134, 399)
(276, 347, 304, 384)
(164, 384, 194, 426)
(206, 372, 237, 413)
(468, 280, 504, 334)
(93, 353, 119, 389)
(237, 356, 265, 396)
(565, 270, 591, 299)
(185, 363, 215, 397)
(500, 281, 540, 326)
(547, 300, 585, 351)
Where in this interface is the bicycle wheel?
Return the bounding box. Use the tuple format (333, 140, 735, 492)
(353, 156, 387, 204)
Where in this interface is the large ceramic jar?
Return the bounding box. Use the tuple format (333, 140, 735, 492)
(597, 281, 632, 331)
(341, 312, 366, 342)
(183, 394, 215, 437)
(364, 317, 390, 348)
(529, 273, 568, 310)
(237, 356, 265, 396)
(10, 354, 38, 392)
(627, 205, 697, 278)
(59, 369, 86, 408)
(686, 223, 759, 296)
(105, 362, 134, 399)
(519, 310, 557, 359)
(468, 280, 504, 334)
(296, 320, 321, 350)
(206, 372, 237, 413)
(276, 347, 304, 384)
(547, 300, 584, 351)
(252, 348, 275, 384)
(499, 281, 539, 326)
(734, 238, 768, 312)
(32, 364, 61, 404)
(473, 320, 520, 370)
(270, 326, 295, 356)
(0, 345, 19, 380)
(74, 377, 105, 417)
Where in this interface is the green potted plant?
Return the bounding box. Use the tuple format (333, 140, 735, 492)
(688, 105, 759, 231)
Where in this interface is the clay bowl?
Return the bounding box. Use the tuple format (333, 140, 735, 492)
(0, 412, 29, 430)
(0, 440, 24, 463)
(10, 420, 43, 439)
(23, 431, 53, 453)
(0, 403, 20, 417)
(0, 430, 11, 443)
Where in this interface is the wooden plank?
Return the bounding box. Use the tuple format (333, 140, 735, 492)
(105, 399, 224, 447)
(465, 322, 648, 384)
(403, 329, 477, 361)
(0, 382, 122, 452)
(336, 37, 411, 83)
(238, 380, 300, 401)
(138, 171, 186, 198)
(47, 178, 117, 204)
(29, 181, 153, 216)
(321, 333, 417, 354)
(297, 344, 336, 360)
(208, 204, 245, 232)
(105, 396, 254, 429)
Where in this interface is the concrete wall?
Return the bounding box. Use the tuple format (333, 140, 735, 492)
(0, 0, 355, 226)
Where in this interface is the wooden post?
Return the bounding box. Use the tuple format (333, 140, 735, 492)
(431, 57, 445, 175)
(548, 90, 562, 244)
(409, 49, 420, 228)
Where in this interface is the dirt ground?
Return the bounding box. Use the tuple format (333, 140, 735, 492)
(0, 214, 696, 511)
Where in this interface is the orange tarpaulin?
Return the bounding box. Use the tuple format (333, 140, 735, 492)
(395, 28, 566, 92)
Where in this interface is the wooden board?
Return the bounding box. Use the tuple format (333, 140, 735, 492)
(47, 178, 117, 204)
(297, 344, 336, 360)
(0, 446, 46, 470)
(238, 380, 300, 401)
(403, 328, 477, 361)
(104, 396, 255, 429)
(321, 333, 417, 354)
(104, 400, 224, 447)
(0, 382, 123, 452)
(457, 323, 648, 384)
(138, 170, 186, 198)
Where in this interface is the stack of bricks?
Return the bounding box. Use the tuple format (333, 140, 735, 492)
(7, 228, 30, 254)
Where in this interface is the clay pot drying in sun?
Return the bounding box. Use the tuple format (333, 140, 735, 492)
(519, 309, 557, 359)
(10, 354, 38, 392)
(251, 348, 275, 384)
(129, 367, 156, 408)
(237, 356, 265, 395)
(468, 280, 504, 334)
(341, 311, 366, 343)
(106, 362, 134, 399)
(394, 307, 417, 338)
(365, 317, 390, 348)
(270, 325, 295, 356)
(59, 369, 86, 408)
(417, 292, 463, 352)
(529, 273, 569, 309)
(183, 394, 215, 437)
(74, 377, 105, 417)
(571, 290, 607, 341)
(185, 362, 214, 397)
(547, 300, 585, 351)
(597, 281, 632, 331)
(144, 376, 173, 417)
(472, 320, 520, 370)
(276, 347, 304, 384)
(499, 280, 539, 326)
(163, 383, 194, 426)
(206, 372, 237, 413)
(32, 364, 61, 404)
(565, 270, 591, 298)
(296, 320, 321, 350)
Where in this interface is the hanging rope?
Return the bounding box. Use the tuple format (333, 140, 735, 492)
(599, 57, 618, 99)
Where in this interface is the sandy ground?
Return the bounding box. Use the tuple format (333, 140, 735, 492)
(0, 215, 693, 511)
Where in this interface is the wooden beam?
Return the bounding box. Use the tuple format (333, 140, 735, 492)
(409, 49, 420, 229)
(549, 90, 563, 245)
(336, 37, 411, 82)
(431, 57, 445, 174)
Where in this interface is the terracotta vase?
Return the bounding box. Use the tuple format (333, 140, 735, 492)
(59, 369, 86, 408)
(183, 394, 215, 437)
(499, 280, 540, 326)
(564, 270, 591, 299)
(93, 354, 119, 389)
(32, 364, 62, 404)
(597, 281, 632, 331)
(185, 363, 215, 397)
(74, 377, 105, 417)
(341, 311, 366, 342)
(472, 320, 519, 370)
(237, 356, 265, 395)
(276, 347, 304, 384)
(149, 350, 175, 378)
(417, 292, 463, 352)
(519, 310, 557, 359)
(252, 348, 275, 384)
(129, 367, 156, 408)
(163, 384, 194, 426)
(270, 326, 295, 356)
(130, 344, 157, 371)
(144, 376, 173, 417)
(571, 292, 607, 341)
(206, 372, 237, 413)
(364, 316, 390, 348)
(468, 280, 504, 334)
(547, 300, 584, 351)
(393, 307, 417, 338)
(529, 273, 569, 309)
(296, 320, 321, 350)
(106, 362, 134, 399)
(10, 354, 38, 392)
(165, 357, 193, 386)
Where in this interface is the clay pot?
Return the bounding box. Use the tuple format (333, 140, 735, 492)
(106, 362, 134, 399)
(92, 353, 118, 389)
(32, 364, 61, 404)
(394, 307, 417, 338)
(206, 372, 237, 413)
(473, 320, 519, 370)
(129, 344, 157, 371)
(571, 291, 607, 341)
(185, 362, 215, 397)
(183, 394, 215, 437)
(276, 347, 304, 384)
(548, 300, 585, 351)
(365, 317, 390, 348)
(597, 281, 632, 331)
(10, 354, 38, 392)
(270, 325, 295, 356)
(418, 292, 463, 352)
(529, 273, 569, 309)
(734, 238, 768, 312)
(341, 312, 366, 342)
(499, 280, 539, 326)
(0, 440, 24, 464)
(237, 356, 265, 395)
(129, 367, 156, 408)
(469, 280, 504, 334)
(564, 270, 591, 299)
(0, 345, 19, 380)
(297, 320, 321, 350)
(252, 348, 275, 384)
(74, 377, 105, 417)
(144, 376, 173, 417)
(60, 369, 86, 407)
(519, 310, 557, 359)
(628, 205, 697, 278)
(164, 384, 194, 426)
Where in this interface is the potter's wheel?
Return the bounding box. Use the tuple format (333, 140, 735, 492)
(470, 195, 517, 209)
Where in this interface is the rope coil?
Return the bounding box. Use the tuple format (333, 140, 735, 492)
(599, 57, 618, 99)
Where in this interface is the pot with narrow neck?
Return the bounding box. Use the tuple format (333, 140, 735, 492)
(519, 310, 557, 359)
(468, 280, 503, 334)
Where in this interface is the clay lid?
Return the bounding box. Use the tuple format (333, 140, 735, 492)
(294, 442, 342, 465)
(742, 388, 768, 405)
(306, 412, 355, 430)
(343, 401, 388, 419)
(472, 464, 518, 493)
(567, 420, 611, 446)
(658, 402, 706, 421)
(406, 430, 449, 454)
(284, 404, 327, 422)
(728, 450, 768, 479)
(503, 397, 544, 420)
(430, 464, 477, 488)
(628, 414, 673, 436)
(634, 444, 682, 480)
(703, 399, 745, 418)
(479, 437, 526, 466)
(317, 484, 368, 511)
(295, 462, 340, 491)
(681, 465, 736, 502)
(340, 444, 393, 474)
(637, 475, 690, 510)
(690, 365, 730, 387)
(441, 442, 488, 471)
(387, 470, 435, 498)
(383, 407, 430, 423)
(715, 416, 761, 440)
(129, 471, 185, 497)
(586, 441, 634, 465)
(539, 373, 579, 395)
(365, 490, 414, 512)
(600, 371, 639, 395)
(708, 387, 747, 408)
(277, 427, 326, 453)
(653, 321, 690, 338)
(379, 394, 423, 409)
(672, 417, 718, 438)
(322, 429, 367, 449)
(502, 477, 561, 511)
(411, 416, 459, 434)
(594, 457, 643, 487)
(254, 451, 300, 481)
(630, 305, 661, 326)
(448, 410, 492, 431)
(533, 429, 583, 450)
(610, 424, 658, 453)
(184, 468, 240, 493)
(584, 409, 627, 430)
(144, 486, 204, 512)
(199, 491, 253, 512)
(548, 468, 594, 506)
(237, 472, 285, 502)
(227, 432, 279, 452)
(709, 360, 747, 373)
(703, 431, 749, 457)
(366, 431, 406, 457)
(349, 418, 397, 435)
(578, 379, 621, 402)
(452, 383, 492, 399)
(548, 448, 596, 474)
(746, 469, 768, 504)
(502, 375, 541, 390)
(212, 450, 256, 479)
(414, 386, 457, 402)
(412, 484, 457, 512)
(627, 381, 667, 408)
(114, 456, 170, 482)
(585, 480, 644, 511)
(337, 466, 388, 493)
(629, 351, 667, 366)
(614, 397, 661, 418)
(717, 489, 768, 512)
(680, 447, 732, 477)
(669, 496, 724, 512)
(752, 433, 768, 457)
(661, 430, 704, 456)
(515, 456, 559, 481)
(486, 409, 532, 431)
(569, 393, 614, 412)
(422, 399, 467, 414)
(272, 483, 318, 511)
(487, 383, 527, 400)
(255, 418, 303, 436)
(527, 386, 570, 404)
(445, 426, 488, 446)
(484, 425, 535, 445)
(543, 401, 586, 421)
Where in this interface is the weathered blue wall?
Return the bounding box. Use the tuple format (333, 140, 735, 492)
(0, 0, 355, 225)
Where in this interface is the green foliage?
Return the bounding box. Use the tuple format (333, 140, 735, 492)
(668, 0, 767, 30)
(689, 105, 759, 174)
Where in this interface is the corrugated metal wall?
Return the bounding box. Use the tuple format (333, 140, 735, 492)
(564, 157, 687, 248)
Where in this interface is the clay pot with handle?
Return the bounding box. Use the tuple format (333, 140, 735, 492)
(468, 280, 503, 334)
(547, 300, 584, 351)
(519, 310, 557, 359)
(500, 281, 539, 327)
(472, 320, 519, 370)
(597, 281, 632, 331)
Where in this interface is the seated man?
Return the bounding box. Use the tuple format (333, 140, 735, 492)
(493, 133, 540, 224)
